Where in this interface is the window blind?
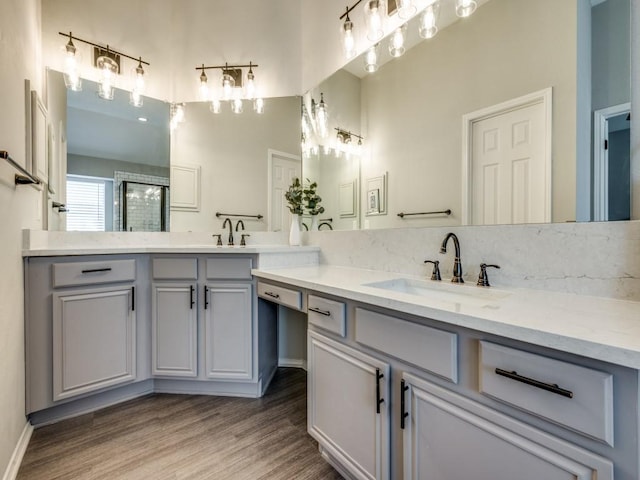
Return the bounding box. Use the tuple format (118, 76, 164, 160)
(66, 176, 108, 231)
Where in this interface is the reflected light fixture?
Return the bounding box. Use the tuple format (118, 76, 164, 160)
(396, 0, 416, 19)
(198, 64, 209, 101)
(170, 103, 186, 130)
(130, 57, 145, 107)
(364, 0, 387, 42)
(389, 24, 407, 57)
(316, 93, 329, 138)
(419, 1, 441, 39)
(455, 0, 477, 17)
(62, 32, 82, 91)
(364, 44, 379, 73)
(58, 32, 149, 105)
(196, 62, 262, 114)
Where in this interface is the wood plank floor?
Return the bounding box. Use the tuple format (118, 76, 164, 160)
(17, 368, 343, 480)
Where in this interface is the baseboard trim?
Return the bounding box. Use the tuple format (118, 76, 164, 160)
(278, 358, 308, 371)
(2, 421, 33, 480)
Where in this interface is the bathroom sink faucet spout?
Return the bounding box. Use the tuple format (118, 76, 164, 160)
(440, 232, 463, 283)
(223, 218, 234, 246)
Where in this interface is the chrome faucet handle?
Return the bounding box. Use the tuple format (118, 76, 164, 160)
(212, 234, 223, 246)
(240, 234, 250, 247)
(477, 263, 500, 287)
(424, 260, 441, 281)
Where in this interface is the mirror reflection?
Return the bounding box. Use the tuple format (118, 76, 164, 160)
(303, 0, 631, 230)
(49, 69, 170, 232)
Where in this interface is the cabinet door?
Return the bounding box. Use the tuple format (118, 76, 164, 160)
(402, 373, 613, 480)
(53, 285, 136, 401)
(204, 283, 252, 380)
(152, 283, 197, 377)
(308, 331, 390, 480)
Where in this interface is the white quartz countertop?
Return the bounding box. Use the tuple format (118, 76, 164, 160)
(23, 245, 320, 257)
(252, 265, 640, 370)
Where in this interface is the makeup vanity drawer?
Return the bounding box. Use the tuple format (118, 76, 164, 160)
(307, 295, 346, 337)
(206, 257, 253, 280)
(53, 259, 136, 287)
(257, 281, 302, 310)
(152, 258, 197, 280)
(354, 308, 458, 383)
(479, 341, 614, 444)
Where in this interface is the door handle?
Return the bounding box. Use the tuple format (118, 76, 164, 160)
(400, 379, 409, 429)
(376, 368, 385, 414)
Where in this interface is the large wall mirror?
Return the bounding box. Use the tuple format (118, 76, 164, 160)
(48, 69, 170, 232)
(302, 0, 632, 231)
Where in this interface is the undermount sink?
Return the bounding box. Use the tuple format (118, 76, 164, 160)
(362, 277, 510, 307)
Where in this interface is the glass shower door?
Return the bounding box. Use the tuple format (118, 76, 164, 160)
(121, 181, 168, 231)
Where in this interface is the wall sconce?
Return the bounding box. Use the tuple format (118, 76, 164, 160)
(455, 0, 477, 17)
(195, 62, 263, 114)
(335, 128, 364, 155)
(419, 1, 441, 39)
(59, 32, 149, 105)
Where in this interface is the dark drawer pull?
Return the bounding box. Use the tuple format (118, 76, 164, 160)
(204, 285, 209, 310)
(131, 286, 135, 311)
(376, 368, 385, 414)
(264, 291, 280, 299)
(400, 379, 409, 429)
(190, 285, 195, 309)
(495, 368, 573, 399)
(81, 267, 112, 274)
(309, 307, 331, 317)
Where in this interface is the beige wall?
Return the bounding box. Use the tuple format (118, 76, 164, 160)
(360, 0, 578, 229)
(170, 97, 300, 233)
(0, 0, 43, 474)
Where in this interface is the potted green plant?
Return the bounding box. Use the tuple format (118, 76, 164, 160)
(303, 179, 325, 230)
(285, 177, 303, 245)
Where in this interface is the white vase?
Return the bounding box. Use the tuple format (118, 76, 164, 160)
(310, 215, 319, 231)
(289, 214, 301, 246)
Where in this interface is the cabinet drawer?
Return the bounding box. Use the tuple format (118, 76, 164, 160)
(152, 258, 197, 280)
(206, 257, 253, 280)
(257, 281, 302, 310)
(53, 259, 136, 288)
(479, 341, 614, 445)
(355, 308, 458, 383)
(307, 295, 346, 337)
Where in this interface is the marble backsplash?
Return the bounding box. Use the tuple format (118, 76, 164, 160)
(306, 221, 640, 302)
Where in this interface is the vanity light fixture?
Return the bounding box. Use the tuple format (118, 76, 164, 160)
(58, 32, 149, 105)
(388, 24, 407, 57)
(335, 128, 364, 155)
(62, 32, 82, 91)
(419, 1, 440, 39)
(364, 0, 387, 41)
(339, 3, 362, 59)
(196, 62, 264, 114)
(455, 0, 477, 17)
(364, 44, 380, 73)
(315, 93, 329, 138)
(396, 0, 417, 19)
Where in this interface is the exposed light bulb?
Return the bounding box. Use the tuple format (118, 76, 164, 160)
(97, 52, 117, 101)
(364, 0, 386, 42)
(419, 2, 440, 39)
(130, 59, 145, 107)
(63, 35, 82, 91)
(222, 71, 235, 100)
(199, 67, 209, 101)
(389, 25, 406, 57)
(364, 44, 379, 73)
(316, 93, 329, 138)
(245, 65, 256, 100)
(396, 0, 416, 19)
(342, 11, 356, 59)
(455, 0, 477, 17)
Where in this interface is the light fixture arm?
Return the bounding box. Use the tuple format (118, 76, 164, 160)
(196, 63, 259, 72)
(58, 32, 150, 66)
(340, 0, 364, 20)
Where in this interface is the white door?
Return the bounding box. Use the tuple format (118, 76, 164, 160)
(268, 150, 301, 231)
(464, 89, 551, 225)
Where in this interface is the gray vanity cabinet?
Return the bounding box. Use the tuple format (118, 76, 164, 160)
(25, 255, 148, 416)
(401, 373, 613, 480)
(308, 330, 391, 480)
(151, 258, 198, 377)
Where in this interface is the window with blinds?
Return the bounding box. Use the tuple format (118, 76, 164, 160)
(66, 175, 113, 231)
